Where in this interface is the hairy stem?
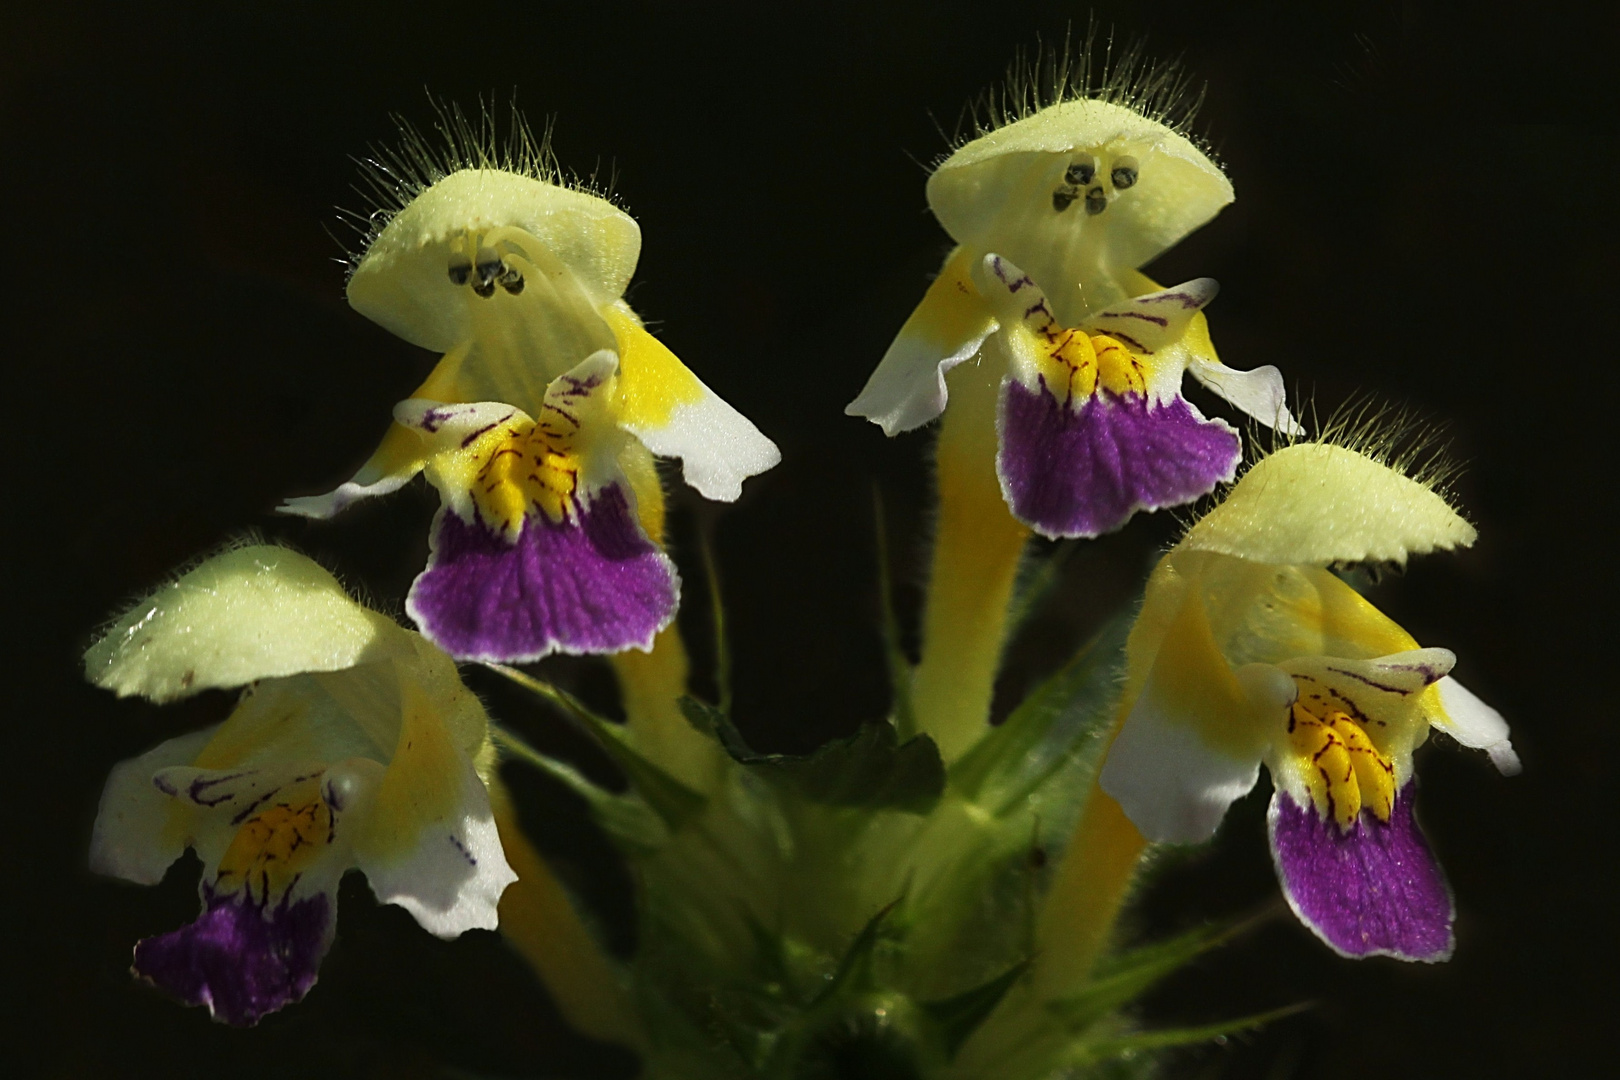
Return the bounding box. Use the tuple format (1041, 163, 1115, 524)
(1031, 783, 1148, 997)
(911, 358, 1031, 762)
(610, 626, 723, 792)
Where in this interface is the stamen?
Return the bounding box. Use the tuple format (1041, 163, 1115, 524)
(1065, 156, 1097, 185)
(447, 257, 472, 286)
(1084, 186, 1107, 215)
(474, 250, 504, 286)
(1111, 156, 1139, 189)
(1052, 187, 1079, 212)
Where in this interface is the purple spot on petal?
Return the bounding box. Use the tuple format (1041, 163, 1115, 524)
(407, 484, 679, 662)
(1269, 786, 1453, 962)
(1102, 309, 1170, 327)
(187, 772, 249, 807)
(458, 421, 499, 448)
(133, 886, 334, 1025)
(996, 382, 1240, 537)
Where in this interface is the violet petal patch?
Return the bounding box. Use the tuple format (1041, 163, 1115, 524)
(1268, 786, 1454, 962)
(997, 382, 1240, 538)
(133, 887, 334, 1026)
(407, 484, 678, 662)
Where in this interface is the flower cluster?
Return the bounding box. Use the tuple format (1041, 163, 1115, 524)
(83, 64, 1517, 1079)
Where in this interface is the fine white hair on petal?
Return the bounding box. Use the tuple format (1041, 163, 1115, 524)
(89, 726, 219, 884)
(1100, 689, 1263, 844)
(357, 754, 518, 937)
(846, 326, 994, 436)
(1436, 677, 1522, 776)
(628, 387, 781, 503)
(1179, 443, 1477, 567)
(1185, 357, 1304, 435)
(85, 546, 409, 703)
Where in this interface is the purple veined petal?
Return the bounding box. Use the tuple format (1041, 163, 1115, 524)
(1268, 784, 1454, 962)
(996, 379, 1241, 538)
(406, 483, 680, 662)
(132, 884, 335, 1026)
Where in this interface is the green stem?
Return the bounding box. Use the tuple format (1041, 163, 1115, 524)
(872, 485, 917, 740)
(698, 516, 733, 718)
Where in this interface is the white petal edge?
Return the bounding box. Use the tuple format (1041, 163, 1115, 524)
(846, 323, 996, 436)
(626, 385, 781, 502)
(357, 754, 518, 937)
(90, 726, 219, 883)
(280, 469, 417, 519)
(1436, 676, 1521, 775)
(1099, 689, 1263, 844)
(1186, 357, 1304, 435)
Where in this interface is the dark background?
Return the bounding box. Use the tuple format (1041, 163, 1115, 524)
(7, 1, 1615, 1076)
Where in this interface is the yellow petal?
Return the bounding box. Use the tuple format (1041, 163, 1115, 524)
(928, 100, 1232, 325)
(605, 304, 779, 502)
(349, 169, 640, 353)
(1180, 443, 1476, 566)
(846, 246, 998, 435)
(85, 546, 409, 702)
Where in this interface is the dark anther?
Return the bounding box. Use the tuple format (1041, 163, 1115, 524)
(472, 279, 496, 298)
(475, 257, 505, 286)
(1111, 157, 1139, 189)
(499, 268, 525, 295)
(1052, 187, 1078, 212)
(447, 258, 472, 286)
(1085, 186, 1107, 215)
(1065, 157, 1096, 186)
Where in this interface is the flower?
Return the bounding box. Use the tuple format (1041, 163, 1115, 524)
(1097, 444, 1520, 961)
(280, 160, 778, 659)
(86, 546, 517, 1024)
(393, 352, 679, 661)
(847, 94, 1299, 537)
(851, 246, 1299, 537)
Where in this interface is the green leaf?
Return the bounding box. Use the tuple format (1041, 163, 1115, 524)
(1065, 1004, 1311, 1067)
(682, 696, 946, 815)
(1003, 538, 1081, 639)
(488, 664, 706, 830)
(1049, 915, 1266, 1035)
(777, 723, 945, 814)
(950, 613, 1130, 815)
(813, 899, 901, 1006)
(490, 724, 670, 851)
(919, 959, 1030, 1058)
(679, 695, 757, 761)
